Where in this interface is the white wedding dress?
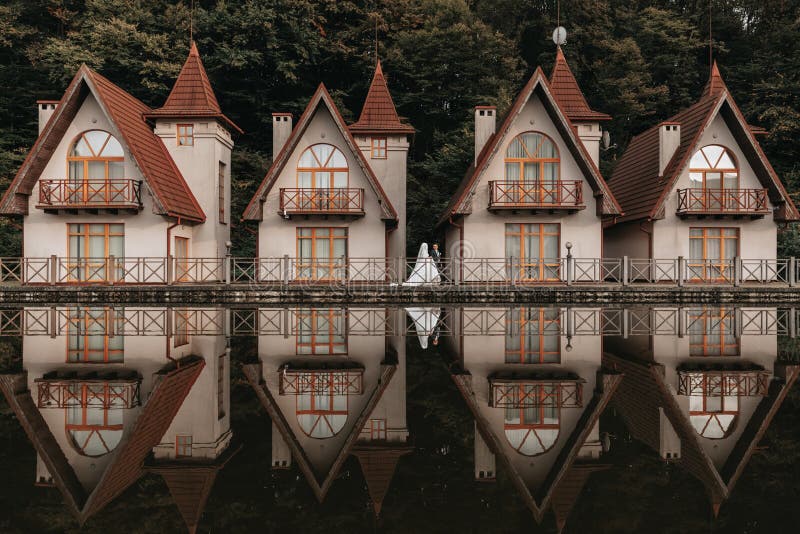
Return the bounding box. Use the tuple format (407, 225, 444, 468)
(405, 307, 441, 349)
(403, 243, 441, 286)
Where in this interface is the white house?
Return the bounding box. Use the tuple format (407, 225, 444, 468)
(242, 307, 410, 512)
(242, 61, 413, 282)
(437, 49, 621, 283)
(443, 306, 621, 528)
(0, 43, 240, 284)
(0, 306, 230, 529)
(604, 306, 799, 516)
(604, 63, 799, 282)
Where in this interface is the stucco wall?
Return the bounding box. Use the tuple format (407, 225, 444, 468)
(603, 220, 650, 260)
(458, 94, 603, 264)
(258, 106, 388, 261)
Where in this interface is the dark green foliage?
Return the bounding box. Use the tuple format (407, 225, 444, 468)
(0, 0, 799, 256)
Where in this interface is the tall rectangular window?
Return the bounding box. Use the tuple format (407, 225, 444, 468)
(296, 309, 347, 355)
(177, 124, 194, 146)
(688, 227, 738, 281)
(174, 309, 189, 348)
(368, 419, 387, 440)
(67, 307, 124, 363)
(176, 435, 192, 457)
(218, 161, 226, 224)
(67, 223, 124, 282)
(505, 308, 560, 363)
(217, 353, 226, 419)
(371, 137, 387, 159)
(296, 227, 347, 280)
(505, 223, 560, 281)
(689, 308, 739, 356)
(174, 237, 190, 282)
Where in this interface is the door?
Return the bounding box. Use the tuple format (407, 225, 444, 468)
(688, 227, 738, 282)
(296, 227, 347, 280)
(67, 223, 124, 282)
(174, 237, 190, 282)
(505, 223, 560, 281)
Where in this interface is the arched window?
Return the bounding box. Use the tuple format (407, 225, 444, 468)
(297, 144, 348, 189)
(66, 384, 124, 457)
(68, 130, 125, 182)
(296, 372, 348, 438)
(689, 145, 738, 190)
(504, 385, 560, 456)
(504, 132, 560, 184)
(690, 393, 738, 439)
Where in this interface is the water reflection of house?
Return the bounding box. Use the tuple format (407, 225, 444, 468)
(443, 307, 622, 530)
(604, 307, 799, 515)
(0, 307, 232, 530)
(243, 308, 411, 514)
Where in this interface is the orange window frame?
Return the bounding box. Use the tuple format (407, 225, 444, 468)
(506, 308, 560, 363)
(689, 227, 739, 281)
(296, 227, 348, 280)
(66, 130, 125, 183)
(296, 308, 348, 355)
(371, 137, 387, 159)
(689, 308, 740, 356)
(174, 237, 190, 282)
(65, 384, 124, 456)
(368, 418, 387, 440)
(67, 307, 124, 363)
(505, 223, 561, 281)
(504, 385, 560, 454)
(504, 131, 560, 180)
(689, 382, 739, 439)
(175, 435, 193, 457)
(177, 124, 194, 146)
(689, 145, 739, 189)
(296, 144, 349, 188)
(218, 161, 226, 224)
(66, 223, 124, 283)
(174, 308, 189, 348)
(295, 372, 349, 438)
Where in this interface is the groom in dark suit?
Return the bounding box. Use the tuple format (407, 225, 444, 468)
(430, 243, 446, 283)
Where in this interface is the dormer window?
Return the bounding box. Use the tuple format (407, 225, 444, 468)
(66, 384, 124, 457)
(371, 137, 387, 159)
(296, 372, 348, 438)
(68, 130, 124, 182)
(503, 384, 560, 456)
(505, 132, 560, 185)
(689, 145, 738, 191)
(690, 393, 738, 439)
(177, 124, 194, 146)
(297, 144, 348, 188)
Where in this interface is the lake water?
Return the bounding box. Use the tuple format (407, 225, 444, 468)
(0, 305, 797, 533)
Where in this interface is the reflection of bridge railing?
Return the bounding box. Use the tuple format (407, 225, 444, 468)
(1, 307, 798, 338)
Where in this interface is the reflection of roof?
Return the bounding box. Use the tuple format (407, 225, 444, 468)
(0, 356, 205, 525)
(147, 443, 241, 534)
(242, 360, 398, 502)
(604, 352, 800, 515)
(450, 369, 622, 524)
(550, 464, 610, 533)
(0, 65, 206, 222)
(352, 443, 413, 516)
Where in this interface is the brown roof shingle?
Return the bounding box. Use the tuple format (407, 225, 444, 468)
(349, 61, 414, 135)
(353, 443, 412, 516)
(549, 47, 611, 122)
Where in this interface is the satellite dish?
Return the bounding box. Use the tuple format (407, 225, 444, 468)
(602, 130, 611, 149)
(552, 26, 567, 46)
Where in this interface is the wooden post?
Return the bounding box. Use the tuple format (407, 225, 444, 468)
(733, 256, 742, 287)
(790, 257, 796, 287)
(107, 255, 115, 285)
(282, 255, 290, 287)
(622, 256, 629, 286)
(677, 307, 685, 338)
(677, 256, 684, 287)
(49, 255, 57, 285)
(166, 255, 174, 285)
(224, 254, 232, 285)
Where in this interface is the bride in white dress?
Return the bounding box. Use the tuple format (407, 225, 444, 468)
(403, 243, 440, 286)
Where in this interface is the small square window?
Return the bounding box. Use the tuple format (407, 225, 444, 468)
(176, 435, 192, 457)
(371, 137, 387, 159)
(369, 418, 387, 440)
(177, 125, 194, 146)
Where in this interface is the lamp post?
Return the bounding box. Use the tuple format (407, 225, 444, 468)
(565, 242, 573, 285)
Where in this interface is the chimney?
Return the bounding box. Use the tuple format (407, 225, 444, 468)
(474, 106, 496, 165)
(272, 113, 293, 157)
(37, 100, 59, 134)
(659, 122, 681, 177)
(474, 422, 496, 481)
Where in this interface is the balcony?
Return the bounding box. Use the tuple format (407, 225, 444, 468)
(36, 179, 143, 213)
(279, 188, 365, 217)
(676, 188, 769, 218)
(488, 375, 584, 408)
(488, 180, 584, 212)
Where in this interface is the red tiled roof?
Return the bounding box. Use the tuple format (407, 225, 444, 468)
(242, 83, 398, 221)
(608, 65, 799, 223)
(353, 444, 412, 516)
(549, 47, 611, 122)
(436, 68, 622, 228)
(0, 65, 206, 222)
(350, 61, 414, 135)
(146, 42, 242, 134)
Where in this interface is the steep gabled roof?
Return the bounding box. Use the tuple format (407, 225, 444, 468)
(437, 68, 622, 228)
(604, 352, 800, 513)
(550, 464, 610, 533)
(145, 42, 242, 134)
(0, 65, 205, 222)
(349, 61, 414, 135)
(242, 361, 397, 502)
(0, 356, 205, 526)
(450, 370, 622, 523)
(353, 443, 413, 516)
(608, 65, 799, 223)
(242, 83, 398, 221)
(549, 47, 611, 122)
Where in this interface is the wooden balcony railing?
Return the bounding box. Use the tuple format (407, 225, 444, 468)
(279, 188, 365, 215)
(488, 180, 584, 210)
(676, 188, 769, 217)
(37, 179, 143, 210)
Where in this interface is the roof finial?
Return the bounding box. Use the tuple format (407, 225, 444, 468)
(375, 17, 379, 65)
(189, 0, 194, 46)
(708, 0, 713, 70)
